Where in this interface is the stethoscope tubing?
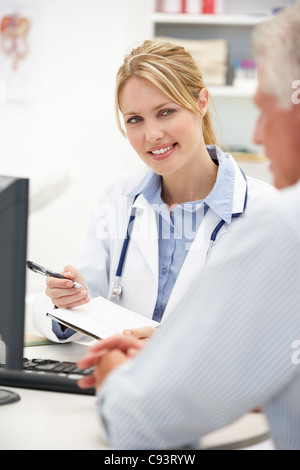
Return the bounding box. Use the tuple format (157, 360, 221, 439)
(111, 169, 248, 300)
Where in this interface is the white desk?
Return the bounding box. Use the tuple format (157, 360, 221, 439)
(0, 342, 110, 450)
(0, 342, 274, 450)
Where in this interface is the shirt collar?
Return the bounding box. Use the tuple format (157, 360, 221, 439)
(204, 145, 235, 224)
(128, 145, 236, 224)
(128, 170, 161, 203)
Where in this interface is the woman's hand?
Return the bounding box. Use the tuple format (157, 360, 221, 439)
(122, 326, 157, 341)
(45, 265, 90, 309)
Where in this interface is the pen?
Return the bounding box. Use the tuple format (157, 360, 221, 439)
(26, 261, 84, 289)
(46, 271, 84, 289)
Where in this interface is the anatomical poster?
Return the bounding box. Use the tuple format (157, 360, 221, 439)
(0, 0, 41, 102)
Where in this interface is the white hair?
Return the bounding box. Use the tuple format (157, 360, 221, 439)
(252, 1, 300, 109)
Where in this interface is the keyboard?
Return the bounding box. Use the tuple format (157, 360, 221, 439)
(23, 358, 94, 378)
(0, 359, 95, 395)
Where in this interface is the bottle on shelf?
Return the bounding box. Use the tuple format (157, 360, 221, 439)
(156, 0, 181, 13)
(156, 0, 224, 15)
(233, 59, 257, 88)
(186, 0, 201, 14)
(202, 0, 224, 14)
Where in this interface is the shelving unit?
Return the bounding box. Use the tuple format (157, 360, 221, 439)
(149, 1, 289, 92)
(207, 85, 256, 98)
(148, 0, 289, 153)
(151, 12, 265, 26)
(150, 14, 262, 91)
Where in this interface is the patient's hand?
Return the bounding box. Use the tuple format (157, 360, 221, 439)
(45, 265, 89, 309)
(77, 335, 144, 390)
(94, 349, 128, 389)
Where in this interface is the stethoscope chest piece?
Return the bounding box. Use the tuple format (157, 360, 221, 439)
(111, 276, 122, 300)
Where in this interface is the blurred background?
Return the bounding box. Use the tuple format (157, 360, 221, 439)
(0, 0, 150, 327)
(0, 0, 288, 330)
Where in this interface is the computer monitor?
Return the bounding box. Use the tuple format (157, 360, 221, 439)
(0, 176, 95, 396)
(0, 175, 28, 371)
(0, 175, 93, 397)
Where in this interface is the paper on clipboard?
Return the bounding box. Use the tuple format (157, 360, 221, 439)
(46, 296, 159, 340)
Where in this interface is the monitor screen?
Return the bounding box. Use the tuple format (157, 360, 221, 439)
(0, 175, 29, 370)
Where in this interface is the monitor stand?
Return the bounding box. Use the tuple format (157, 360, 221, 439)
(0, 388, 20, 405)
(0, 337, 20, 404)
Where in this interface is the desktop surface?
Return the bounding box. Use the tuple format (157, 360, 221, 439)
(0, 342, 109, 450)
(0, 342, 273, 450)
(0, 386, 107, 450)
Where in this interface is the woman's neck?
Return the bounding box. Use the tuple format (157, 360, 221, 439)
(161, 148, 218, 207)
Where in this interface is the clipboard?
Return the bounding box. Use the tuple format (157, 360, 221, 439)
(46, 312, 100, 340)
(46, 296, 159, 340)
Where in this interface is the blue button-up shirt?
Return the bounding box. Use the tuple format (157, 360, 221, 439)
(129, 145, 236, 322)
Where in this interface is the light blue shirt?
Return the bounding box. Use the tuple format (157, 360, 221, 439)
(129, 145, 236, 322)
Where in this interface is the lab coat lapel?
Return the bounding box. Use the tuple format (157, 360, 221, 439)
(163, 208, 223, 320)
(130, 194, 159, 282)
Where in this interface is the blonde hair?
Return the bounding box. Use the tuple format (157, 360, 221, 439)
(115, 40, 219, 146)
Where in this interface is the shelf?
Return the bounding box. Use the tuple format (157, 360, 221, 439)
(232, 152, 267, 162)
(208, 85, 257, 98)
(152, 13, 268, 26)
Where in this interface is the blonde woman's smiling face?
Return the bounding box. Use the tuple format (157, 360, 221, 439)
(119, 77, 208, 177)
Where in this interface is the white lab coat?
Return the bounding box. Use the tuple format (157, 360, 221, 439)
(33, 155, 274, 342)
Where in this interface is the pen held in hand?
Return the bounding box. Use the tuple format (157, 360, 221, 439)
(26, 260, 84, 289)
(49, 272, 84, 289)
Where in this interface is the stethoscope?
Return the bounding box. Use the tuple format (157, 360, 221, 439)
(110, 195, 138, 300)
(110, 170, 248, 301)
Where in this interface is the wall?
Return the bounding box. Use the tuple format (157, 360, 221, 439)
(0, 0, 151, 327)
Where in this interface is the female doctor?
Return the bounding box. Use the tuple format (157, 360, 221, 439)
(34, 40, 273, 342)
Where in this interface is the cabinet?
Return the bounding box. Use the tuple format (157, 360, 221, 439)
(148, 0, 289, 154)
